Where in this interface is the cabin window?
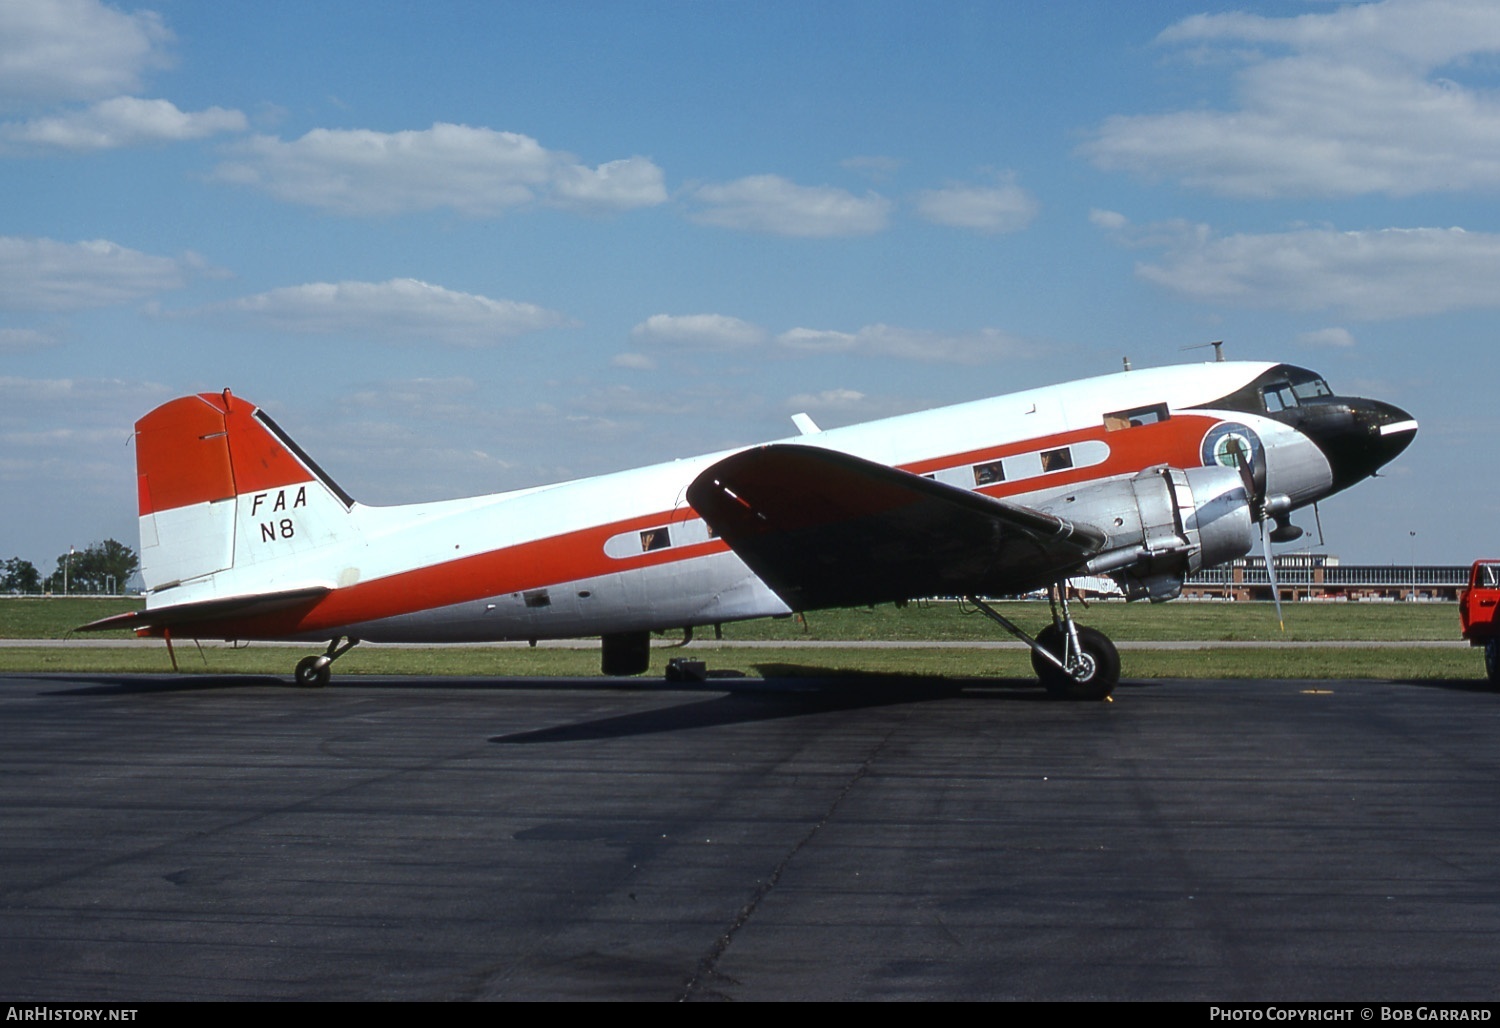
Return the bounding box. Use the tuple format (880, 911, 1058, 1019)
(1103, 403, 1169, 431)
(640, 527, 671, 552)
(1041, 447, 1073, 472)
(523, 589, 551, 608)
(973, 460, 1005, 486)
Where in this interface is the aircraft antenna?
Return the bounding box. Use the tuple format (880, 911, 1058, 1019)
(1122, 356, 1132, 372)
(1180, 340, 1225, 362)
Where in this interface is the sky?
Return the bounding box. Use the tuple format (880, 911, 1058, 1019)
(3, 0, 1498, 580)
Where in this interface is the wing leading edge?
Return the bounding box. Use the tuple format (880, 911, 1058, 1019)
(685, 444, 1108, 611)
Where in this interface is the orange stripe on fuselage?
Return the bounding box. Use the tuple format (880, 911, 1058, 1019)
(153, 509, 728, 639)
(907, 414, 1218, 501)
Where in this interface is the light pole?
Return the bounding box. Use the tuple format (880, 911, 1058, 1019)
(1409, 530, 1417, 600)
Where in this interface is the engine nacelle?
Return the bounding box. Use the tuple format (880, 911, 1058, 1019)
(1037, 465, 1255, 602)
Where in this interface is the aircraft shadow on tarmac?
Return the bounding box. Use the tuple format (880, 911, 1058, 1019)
(487, 669, 1132, 745)
(18, 666, 1104, 738)
(1393, 677, 1499, 694)
(35, 673, 293, 697)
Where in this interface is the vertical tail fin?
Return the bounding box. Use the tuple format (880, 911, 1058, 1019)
(135, 390, 355, 592)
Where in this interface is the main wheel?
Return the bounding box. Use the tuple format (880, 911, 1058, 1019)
(1486, 639, 1500, 688)
(1032, 624, 1119, 701)
(294, 655, 331, 688)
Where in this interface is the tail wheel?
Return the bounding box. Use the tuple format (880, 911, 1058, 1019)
(294, 655, 331, 688)
(1032, 624, 1119, 701)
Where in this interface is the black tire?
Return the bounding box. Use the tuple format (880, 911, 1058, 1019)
(1030, 624, 1064, 680)
(294, 655, 331, 688)
(1486, 639, 1500, 688)
(1033, 625, 1119, 701)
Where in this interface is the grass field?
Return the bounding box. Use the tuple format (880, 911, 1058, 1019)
(0, 595, 1480, 682)
(0, 595, 1463, 642)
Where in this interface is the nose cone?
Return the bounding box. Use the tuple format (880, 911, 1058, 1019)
(1297, 397, 1418, 491)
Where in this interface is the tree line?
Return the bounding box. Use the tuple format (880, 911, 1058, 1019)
(1, 540, 140, 595)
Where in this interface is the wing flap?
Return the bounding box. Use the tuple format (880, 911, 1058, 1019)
(685, 444, 1107, 610)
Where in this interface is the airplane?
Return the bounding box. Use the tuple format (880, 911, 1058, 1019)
(79, 359, 1418, 700)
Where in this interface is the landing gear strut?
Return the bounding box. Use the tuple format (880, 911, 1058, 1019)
(966, 586, 1120, 701)
(294, 637, 358, 688)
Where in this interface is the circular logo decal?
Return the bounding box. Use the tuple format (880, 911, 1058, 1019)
(1201, 422, 1261, 471)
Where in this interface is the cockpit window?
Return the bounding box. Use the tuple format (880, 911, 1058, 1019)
(1191, 363, 1339, 421)
(1261, 372, 1332, 412)
(1293, 376, 1332, 401)
(1262, 383, 1295, 412)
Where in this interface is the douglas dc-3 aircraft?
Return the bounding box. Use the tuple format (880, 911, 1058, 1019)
(80, 359, 1417, 699)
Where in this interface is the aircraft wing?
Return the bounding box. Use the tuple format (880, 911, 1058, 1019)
(685, 444, 1109, 610)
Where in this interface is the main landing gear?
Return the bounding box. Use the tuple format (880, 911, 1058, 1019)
(965, 587, 1120, 701)
(293, 637, 359, 688)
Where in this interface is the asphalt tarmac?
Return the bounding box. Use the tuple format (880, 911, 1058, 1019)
(2, 670, 1498, 1002)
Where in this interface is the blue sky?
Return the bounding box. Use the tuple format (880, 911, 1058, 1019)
(3, 0, 1496, 578)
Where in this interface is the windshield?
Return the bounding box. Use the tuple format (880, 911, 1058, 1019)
(1261, 370, 1333, 412)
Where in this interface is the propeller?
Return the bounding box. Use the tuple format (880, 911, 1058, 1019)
(1228, 437, 1285, 632)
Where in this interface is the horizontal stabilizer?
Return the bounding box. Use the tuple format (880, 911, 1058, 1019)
(75, 586, 331, 635)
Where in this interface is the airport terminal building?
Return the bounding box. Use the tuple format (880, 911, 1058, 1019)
(1184, 554, 1468, 602)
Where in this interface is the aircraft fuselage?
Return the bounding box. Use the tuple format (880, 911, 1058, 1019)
(128, 360, 1414, 647)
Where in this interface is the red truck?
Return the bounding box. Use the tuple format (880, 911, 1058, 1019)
(1460, 560, 1500, 685)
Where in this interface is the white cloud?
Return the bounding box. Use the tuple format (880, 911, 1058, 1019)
(630, 313, 768, 350)
(0, 0, 171, 107)
(1158, 0, 1500, 67)
(0, 327, 57, 352)
(627, 315, 1039, 364)
(551, 156, 668, 212)
(610, 352, 656, 370)
(841, 155, 904, 181)
(687, 175, 891, 237)
(178, 279, 574, 347)
(1101, 215, 1500, 319)
(915, 177, 1038, 233)
(0, 236, 187, 310)
(627, 316, 1033, 364)
(785, 388, 867, 410)
(3, 96, 246, 151)
(777, 324, 1033, 364)
(1297, 327, 1358, 349)
(1083, 0, 1500, 197)
(213, 123, 667, 217)
(0, 375, 172, 537)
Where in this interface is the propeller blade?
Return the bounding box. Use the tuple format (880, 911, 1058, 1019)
(1228, 436, 1262, 519)
(1231, 435, 1284, 632)
(1261, 521, 1285, 633)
